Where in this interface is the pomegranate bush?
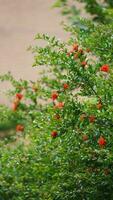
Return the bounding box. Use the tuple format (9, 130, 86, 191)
(0, 1, 113, 199)
(30, 33, 113, 199)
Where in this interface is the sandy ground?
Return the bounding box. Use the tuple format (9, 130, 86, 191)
(0, 0, 69, 104)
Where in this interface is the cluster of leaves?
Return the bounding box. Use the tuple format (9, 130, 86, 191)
(1, 0, 113, 199)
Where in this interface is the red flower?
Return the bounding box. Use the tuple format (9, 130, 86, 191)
(51, 131, 58, 138)
(73, 44, 78, 51)
(89, 115, 96, 123)
(83, 135, 88, 141)
(51, 92, 58, 101)
(16, 124, 24, 132)
(16, 93, 23, 100)
(100, 64, 109, 72)
(98, 136, 106, 147)
(81, 61, 87, 67)
(63, 83, 69, 90)
(54, 102, 64, 109)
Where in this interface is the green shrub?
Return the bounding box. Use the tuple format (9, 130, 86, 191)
(1, 1, 113, 199)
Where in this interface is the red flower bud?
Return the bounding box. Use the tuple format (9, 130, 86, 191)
(51, 92, 58, 101)
(16, 124, 24, 132)
(63, 83, 69, 90)
(100, 64, 109, 73)
(98, 136, 106, 147)
(16, 93, 23, 100)
(51, 131, 58, 138)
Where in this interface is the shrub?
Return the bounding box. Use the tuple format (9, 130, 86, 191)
(0, 1, 113, 199)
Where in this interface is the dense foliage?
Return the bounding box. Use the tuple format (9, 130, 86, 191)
(0, 0, 113, 199)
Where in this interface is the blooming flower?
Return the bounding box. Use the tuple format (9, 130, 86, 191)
(51, 131, 58, 138)
(16, 93, 23, 100)
(98, 136, 106, 147)
(16, 124, 24, 132)
(63, 83, 69, 90)
(51, 92, 58, 101)
(100, 64, 109, 72)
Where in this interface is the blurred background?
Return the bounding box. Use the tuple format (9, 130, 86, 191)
(0, 0, 68, 104)
(0, 0, 67, 79)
